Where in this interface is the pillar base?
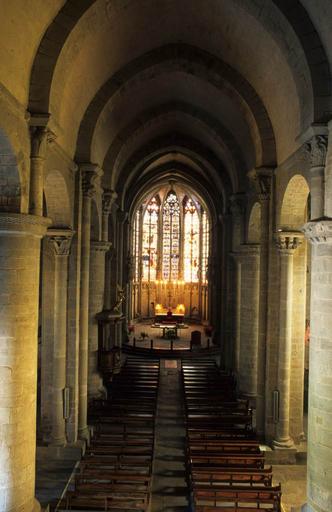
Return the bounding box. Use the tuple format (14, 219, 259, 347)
(78, 426, 90, 441)
(49, 436, 67, 447)
(272, 437, 294, 449)
(33, 498, 41, 512)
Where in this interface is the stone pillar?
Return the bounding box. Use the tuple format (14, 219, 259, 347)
(102, 189, 116, 310)
(273, 231, 303, 449)
(115, 209, 128, 345)
(238, 244, 260, 397)
(303, 220, 332, 512)
(229, 194, 245, 373)
(29, 115, 55, 216)
(46, 229, 73, 446)
(230, 252, 241, 374)
(0, 213, 49, 512)
(102, 189, 117, 243)
(88, 240, 111, 399)
(305, 135, 328, 219)
(249, 168, 273, 437)
(78, 165, 101, 439)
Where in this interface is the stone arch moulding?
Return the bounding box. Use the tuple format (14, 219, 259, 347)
(44, 169, 71, 227)
(126, 168, 218, 229)
(0, 127, 21, 214)
(279, 174, 310, 230)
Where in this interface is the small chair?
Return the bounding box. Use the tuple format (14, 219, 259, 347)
(191, 330, 201, 346)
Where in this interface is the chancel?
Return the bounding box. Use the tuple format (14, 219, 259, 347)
(0, 2, 332, 512)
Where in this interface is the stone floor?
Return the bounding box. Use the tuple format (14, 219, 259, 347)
(35, 446, 80, 510)
(151, 359, 189, 511)
(273, 464, 307, 512)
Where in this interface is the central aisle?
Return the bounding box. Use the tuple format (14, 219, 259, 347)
(151, 360, 189, 511)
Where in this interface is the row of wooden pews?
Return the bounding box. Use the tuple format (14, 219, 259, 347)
(182, 359, 282, 512)
(57, 357, 160, 511)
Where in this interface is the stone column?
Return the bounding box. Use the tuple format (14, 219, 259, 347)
(115, 209, 128, 345)
(230, 252, 241, 374)
(102, 189, 117, 243)
(29, 115, 55, 216)
(229, 194, 245, 373)
(78, 165, 101, 439)
(273, 231, 303, 449)
(0, 213, 49, 512)
(88, 240, 111, 399)
(303, 220, 332, 512)
(46, 228, 73, 446)
(238, 244, 260, 397)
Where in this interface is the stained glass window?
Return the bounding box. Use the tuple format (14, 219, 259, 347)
(202, 209, 209, 284)
(184, 197, 200, 283)
(162, 192, 180, 281)
(142, 196, 159, 281)
(133, 209, 140, 282)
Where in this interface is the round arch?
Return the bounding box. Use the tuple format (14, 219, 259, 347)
(280, 174, 310, 229)
(44, 170, 71, 227)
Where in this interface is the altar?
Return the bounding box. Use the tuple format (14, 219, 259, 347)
(154, 303, 185, 324)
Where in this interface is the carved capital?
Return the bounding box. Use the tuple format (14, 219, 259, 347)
(30, 126, 56, 159)
(302, 218, 332, 245)
(275, 231, 303, 254)
(81, 164, 102, 199)
(305, 135, 328, 168)
(46, 228, 74, 256)
(29, 113, 56, 159)
(102, 189, 117, 215)
(247, 167, 273, 202)
(91, 240, 112, 252)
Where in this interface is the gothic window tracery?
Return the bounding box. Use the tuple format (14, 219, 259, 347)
(162, 191, 180, 281)
(133, 189, 210, 287)
(142, 196, 159, 282)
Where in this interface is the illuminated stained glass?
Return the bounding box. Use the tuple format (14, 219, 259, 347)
(162, 192, 180, 280)
(202, 209, 209, 284)
(142, 196, 159, 281)
(133, 209, 140, 282)
(184, 198, 200, 283)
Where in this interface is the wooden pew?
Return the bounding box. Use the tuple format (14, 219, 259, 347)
(190, 452, 265, 469)
(190, 466, 273, 487)
(193, 484, 282, 511)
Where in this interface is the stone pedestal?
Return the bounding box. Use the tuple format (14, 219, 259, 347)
(238, 244, 260, 397)
(0, 213, 49, 512)
(46, 229, 73, 446)
(88, 241, 111, 399)
(273, 231, 303, 449)
(303, 219, 332, 512)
